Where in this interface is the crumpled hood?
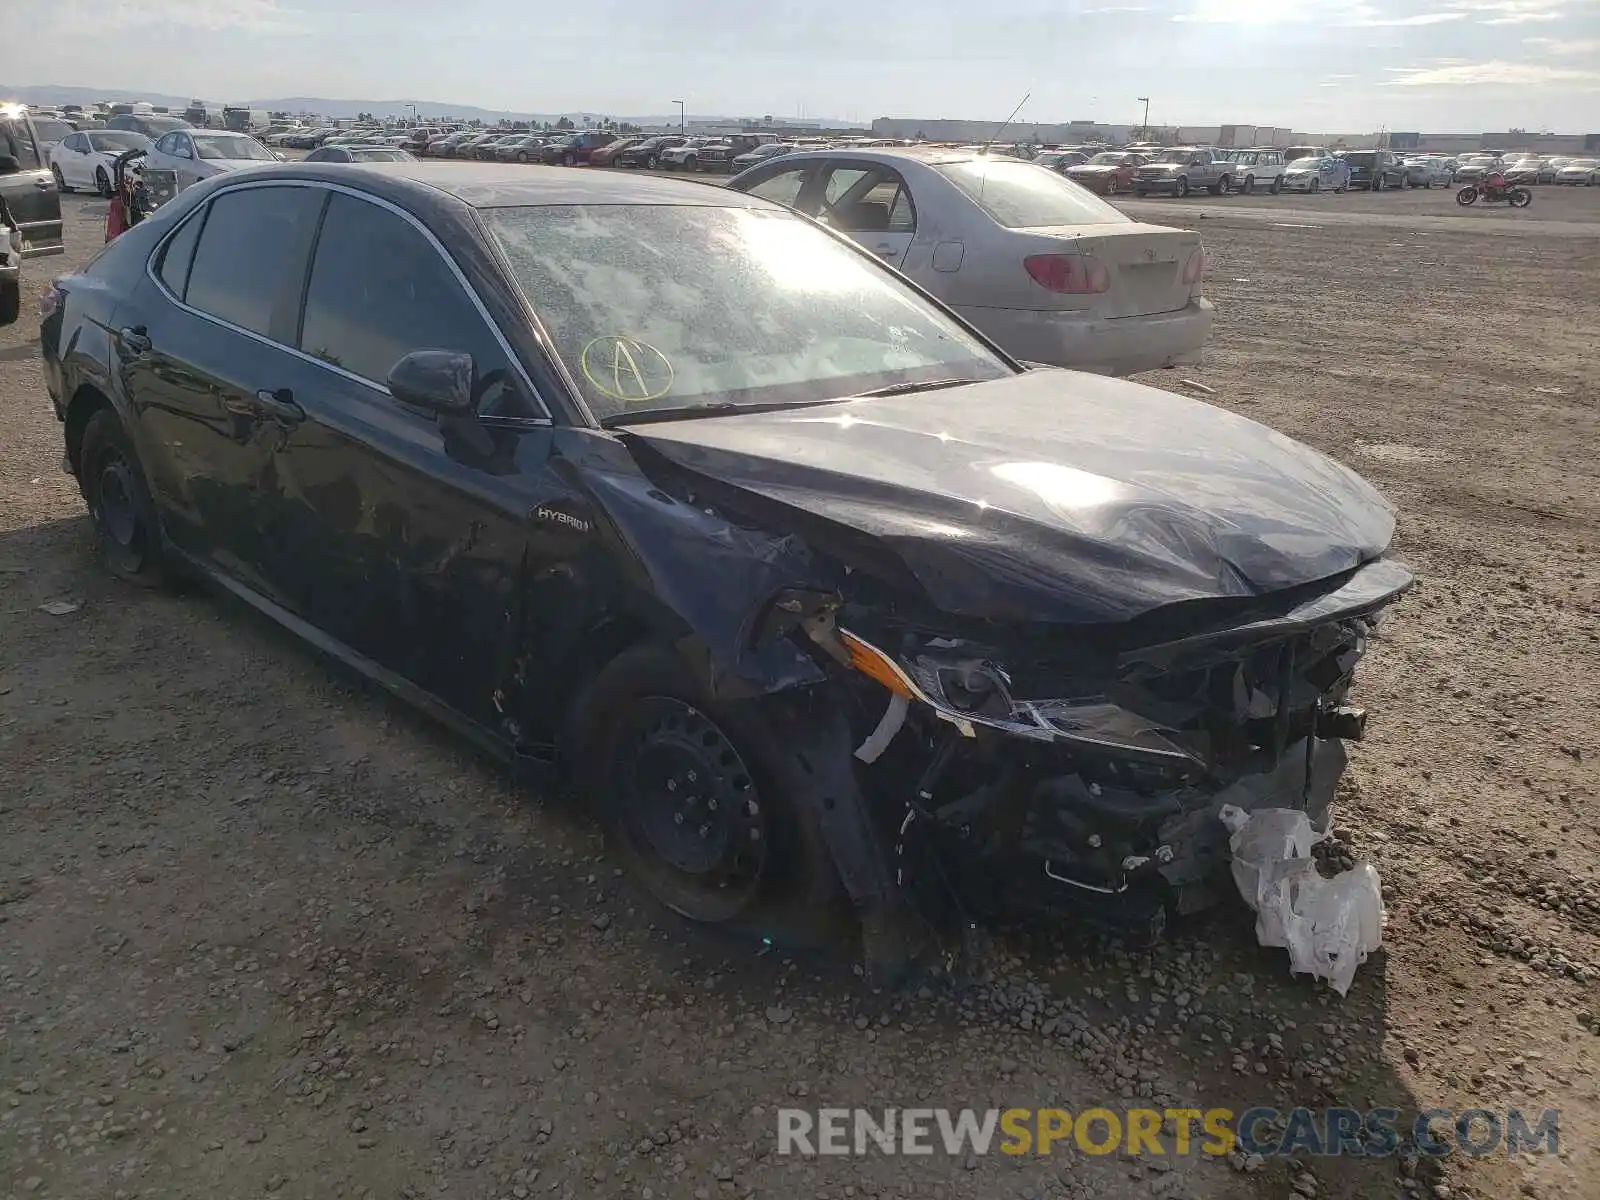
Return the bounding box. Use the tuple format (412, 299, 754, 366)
(619, 370, 1399, 625)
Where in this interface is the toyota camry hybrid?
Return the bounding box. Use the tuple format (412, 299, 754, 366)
(40, 162, 1411, 978)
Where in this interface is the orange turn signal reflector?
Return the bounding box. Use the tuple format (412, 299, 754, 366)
(839, 631, 918, 700)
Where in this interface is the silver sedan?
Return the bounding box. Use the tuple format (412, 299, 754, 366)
(1401, 156, 1453, 188)
(728, 147, 1212, 376)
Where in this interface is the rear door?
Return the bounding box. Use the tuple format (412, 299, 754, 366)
(120, 183, 324, 584)
(813, 160, 917, 268)
(0, 112, 64, 257)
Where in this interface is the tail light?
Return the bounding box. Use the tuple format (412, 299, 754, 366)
(39, 280, 61, 320)
(1024, 253, 1110, 295)
(1182, 247, 1209, 286)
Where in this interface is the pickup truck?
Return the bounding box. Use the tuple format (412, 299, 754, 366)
(1132, 147, 1233, 198)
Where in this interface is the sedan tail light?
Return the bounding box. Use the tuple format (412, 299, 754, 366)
(1023, 254, 1110, 295)
(1181, 248, 1209, 286)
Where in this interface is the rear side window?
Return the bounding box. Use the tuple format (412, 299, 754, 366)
(297, 193, 534, 415)
(157, 211, 205, 299)
(934, 159, 1129, 229)
(185, 186, 323, 337)
(1, 118, 41, 169)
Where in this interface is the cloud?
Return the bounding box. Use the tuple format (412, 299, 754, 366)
(1351, 10, 1467, 21)
(1449, 0, 1566, 22)
(1525, 36, 1600, 53)
(1382, 59, 1600, 85)
(42, 0, 307, 35)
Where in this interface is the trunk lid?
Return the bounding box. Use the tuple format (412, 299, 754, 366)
(1007, 223, 1200, 318)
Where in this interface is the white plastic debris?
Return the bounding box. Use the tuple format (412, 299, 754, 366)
(1219, 804, 1386, 996)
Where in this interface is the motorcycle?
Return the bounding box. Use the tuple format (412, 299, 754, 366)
(104, 149, 180, 242)
(1456, 176, 1531, 208)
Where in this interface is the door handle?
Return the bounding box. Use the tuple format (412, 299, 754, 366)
(874, 245, 898, 257)
(118, 326, 152, 355)
(253, 388, 304, 424)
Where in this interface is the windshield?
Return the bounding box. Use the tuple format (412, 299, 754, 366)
(1344, 153, 1376, 167)
(1285, 157, 1323, 170)
(1284, 147, 1323, 162)
(135, 116, 190, 135)
(1567, 159, 1598, 168)
(1157, 150, 1194, 163)
(193, 133, 275, 160)
(933, 159, 1128, 229)
(88, 131, 151, 153)
(1091, 153, 1126, 165)
(483, 204, 1011, 422)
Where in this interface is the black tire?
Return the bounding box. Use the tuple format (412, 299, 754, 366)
(1311, 179, 1321, 194)
(78, 409, 167, 587)
(562, 152, 576, 167)
(1242, 175, 1255, 195)
(1211, 175, 1229, 196)
(1270, 176, 1282, 194)
(567, 643, 842, 938)
(52, 165, 73, 193)
(1175, 176, 1189, 198)
(647, 154, 659, 169)
(96, 166, 112, 197)
(0, 279, 19, 326)
(517, 151, 530, 163)
(1509, 187, 1532, 209)
(1456, 186, 1477, 206)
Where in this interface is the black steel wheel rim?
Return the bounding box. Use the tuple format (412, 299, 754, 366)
(614, 696, 767, 921)
(94, 450, 140, 551)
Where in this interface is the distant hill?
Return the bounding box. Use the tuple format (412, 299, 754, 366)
(0, 83, 861, 129)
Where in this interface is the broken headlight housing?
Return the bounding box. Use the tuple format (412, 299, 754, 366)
(840, 629, 1200, 765)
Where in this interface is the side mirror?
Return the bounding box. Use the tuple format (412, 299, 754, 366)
(0, 154, 19, 175)
(387, 350, 475, 414)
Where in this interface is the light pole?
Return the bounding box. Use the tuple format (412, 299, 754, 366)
(405, 102, 417, 126)
(671, 99, 685, 134)
(1137, 96, 1150, 138)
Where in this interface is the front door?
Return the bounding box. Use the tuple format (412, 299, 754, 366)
(120, 183, 324, 590)
(266, 188, 580, 733)
(0, 113, 64, 257)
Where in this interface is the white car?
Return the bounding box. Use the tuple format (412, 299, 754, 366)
(1554, 158, 1598, 186)
(1227, 149, 1286, 195)
(1401, 156, 1453, 188)
(729, 147, 1213, 376)
(658, 139, 713, 170)
(49, 128, 153, 196)
(1278, 156, 1346, 194)
(144, 129, 280, 190)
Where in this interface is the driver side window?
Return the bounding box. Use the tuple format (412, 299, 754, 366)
(745, 165, 809, 209)
(297, 192, 539, 418)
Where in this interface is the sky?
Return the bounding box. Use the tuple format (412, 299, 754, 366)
(11, 0, 1600, 132)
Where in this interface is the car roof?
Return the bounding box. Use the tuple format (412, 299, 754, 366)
(761, 146, 980, 167)
(221, 161, 780, 210)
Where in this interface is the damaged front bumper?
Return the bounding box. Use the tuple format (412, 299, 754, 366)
(825, 558, 1411, 935)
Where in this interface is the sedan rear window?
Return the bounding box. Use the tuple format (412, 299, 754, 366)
(483, 204, 1010, 422)
(32, 118, 74, 142)
(933, 159, 1129, 230)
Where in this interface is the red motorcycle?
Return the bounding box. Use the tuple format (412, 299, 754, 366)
(1457, 171, 1531, 208)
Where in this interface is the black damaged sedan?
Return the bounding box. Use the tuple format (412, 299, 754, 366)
(41, 162, 1411, 977)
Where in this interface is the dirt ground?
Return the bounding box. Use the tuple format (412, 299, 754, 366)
(2, 184, 1597, 1200)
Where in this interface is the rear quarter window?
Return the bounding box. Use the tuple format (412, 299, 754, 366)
(934, 159, 1131, 229)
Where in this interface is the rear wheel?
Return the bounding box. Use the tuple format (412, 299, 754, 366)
(1175, 176, 1189, 198)
(517, 151, 530, 163)
(1242, 175, 1255, 195)
(1270, 175, 1282, 194)
(96, 166, 112, 197)
(647, 154, 659, 168)
(78, 409, 167, 587)
(1104, 177, 1118, 195)
(568, 644, 842, 938)
(1211, 174, 1230, 196)
(52, 165, 72, 193)
(1372, 176, 1383, 192)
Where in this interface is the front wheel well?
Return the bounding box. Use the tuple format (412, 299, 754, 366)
(64, 384, 115, 476)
